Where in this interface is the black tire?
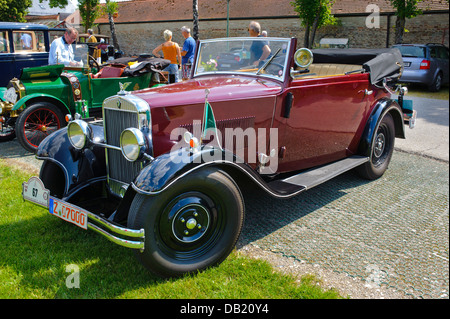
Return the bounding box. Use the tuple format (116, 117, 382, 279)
(429, 72, 442, 92)
(15, 102, 66, 153)
(128, 168, 245, 278)
(357, 112, 395, 180)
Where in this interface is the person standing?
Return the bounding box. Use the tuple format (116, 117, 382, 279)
(87, 29, 97, 43)
(48, 27, 81, 66)
(20, 32, 32, 50)
(248, 21, 271, 67)
(180, 26, 196, 80)
(153, 30, 182, 83)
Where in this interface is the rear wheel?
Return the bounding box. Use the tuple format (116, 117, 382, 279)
(15, 102, 65, 153)
(357, 112, 395, 180)
(128, 168, 245, 278)
(429, 72, 442, 92)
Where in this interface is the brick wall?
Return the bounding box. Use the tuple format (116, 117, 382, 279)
(97, 12, 449, 56)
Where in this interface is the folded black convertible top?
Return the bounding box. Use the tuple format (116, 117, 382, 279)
(311, 48, 403, 84)
(105, 56, 171, 76)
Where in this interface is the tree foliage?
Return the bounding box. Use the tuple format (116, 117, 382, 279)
(389, 0, 423, 43)
(290, 0, 336, 48)
(0, 0, 32, 22)
(78, 0, 102, 33)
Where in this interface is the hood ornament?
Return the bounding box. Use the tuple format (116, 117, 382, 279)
(118, 82, 132, 95)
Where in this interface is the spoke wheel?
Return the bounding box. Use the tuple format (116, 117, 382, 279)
(16, 102, 65, 153)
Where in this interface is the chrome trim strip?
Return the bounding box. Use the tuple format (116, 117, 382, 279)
(88, 223, 144, 250)
(87, 210, 144, 239)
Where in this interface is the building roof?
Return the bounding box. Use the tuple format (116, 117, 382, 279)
(94, 0, 449, 24)
(27, 0, 77, 16)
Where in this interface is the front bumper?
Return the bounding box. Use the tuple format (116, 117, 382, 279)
(22, 176, 145, 250)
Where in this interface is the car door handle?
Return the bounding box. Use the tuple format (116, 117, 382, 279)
(365, 89, 373, 96)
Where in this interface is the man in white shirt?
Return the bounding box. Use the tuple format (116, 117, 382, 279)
(20, 33, 32, 49)
(48, 27, 81, 66)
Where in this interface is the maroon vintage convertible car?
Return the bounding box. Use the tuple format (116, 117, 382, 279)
(23, 37, 415, 277)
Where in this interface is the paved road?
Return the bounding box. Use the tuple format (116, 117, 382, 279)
(0, 95, 448, 299)
(394, 95, 449, 162)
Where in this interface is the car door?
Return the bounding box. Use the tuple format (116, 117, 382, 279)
(275, 72, 371, 173)
(12, 30, 49, 79)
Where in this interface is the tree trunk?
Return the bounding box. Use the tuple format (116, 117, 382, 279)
(310, 14, 320, 48)
(303, 24, 310, 48)
(394, 16, 406, 44)
(193, 0, 199, 41)
(108, 13, 120, 50)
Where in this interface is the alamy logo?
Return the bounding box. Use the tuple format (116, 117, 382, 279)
(366, 4, 380, 29)
(170, 121, 279, 174)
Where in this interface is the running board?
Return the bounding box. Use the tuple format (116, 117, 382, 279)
(282, 155, 369, 190)
(265, 156, 369, 198)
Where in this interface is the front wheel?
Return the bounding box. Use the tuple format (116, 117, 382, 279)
(128, 168, 245, 278)
(15, 102, 66, 153)
(357, 112, 395, 180)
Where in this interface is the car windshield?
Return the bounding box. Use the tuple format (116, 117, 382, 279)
(72, 43, 90, 66)
(393, 45, 426, 58)
(194, 37, 291, 80)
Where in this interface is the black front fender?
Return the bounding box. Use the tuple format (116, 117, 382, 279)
(36, 124, 106, 196)
(131, 146, 303, 198)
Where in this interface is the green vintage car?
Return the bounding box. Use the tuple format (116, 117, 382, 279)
(0, 43, 168, 152)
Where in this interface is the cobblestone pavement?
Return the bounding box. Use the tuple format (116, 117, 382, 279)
(239, 151, 449, 299)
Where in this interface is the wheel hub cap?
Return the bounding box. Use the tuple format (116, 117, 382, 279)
(172, 204, 210, 243)
(374, 133, 385, 158)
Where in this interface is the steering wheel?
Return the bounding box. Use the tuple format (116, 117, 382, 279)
(88, 55, 101, 71)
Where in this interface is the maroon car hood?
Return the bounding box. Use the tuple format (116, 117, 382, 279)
(133, 75, 283, 107)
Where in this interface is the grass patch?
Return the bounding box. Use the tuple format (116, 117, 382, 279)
(0, 159, 342, 299)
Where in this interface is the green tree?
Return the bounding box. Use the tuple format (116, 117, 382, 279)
(290, 0, 336, 48)
(78, 0, 102, 33)
(389, 0, 423, 44)
(0, 0, 32, 22)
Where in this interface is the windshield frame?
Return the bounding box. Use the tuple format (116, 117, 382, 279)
(193, 37, 292, 82)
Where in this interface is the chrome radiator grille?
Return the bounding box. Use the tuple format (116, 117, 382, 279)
(104, 108, 142, 184)
(103, 95, 151, 194)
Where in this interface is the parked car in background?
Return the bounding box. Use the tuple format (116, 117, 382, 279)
(22, 37, 415, 278)
(0, 44, 169, 152)
(392, 43, 449, 91)
(0, 22, 50, 87)
(78, 33, 111, 63)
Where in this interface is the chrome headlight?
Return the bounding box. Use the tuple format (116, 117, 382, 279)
(67, 120, 92, 149)
(120, 128, 146, 162)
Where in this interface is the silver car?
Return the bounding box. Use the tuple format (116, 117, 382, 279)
(392, 43, 449, 92)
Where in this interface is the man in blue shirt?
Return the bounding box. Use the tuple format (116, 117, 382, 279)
(180, 26, 196, 80)
(248, 21, 271, 67)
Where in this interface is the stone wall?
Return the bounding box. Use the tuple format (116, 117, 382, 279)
(97, 12, 448, 56)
